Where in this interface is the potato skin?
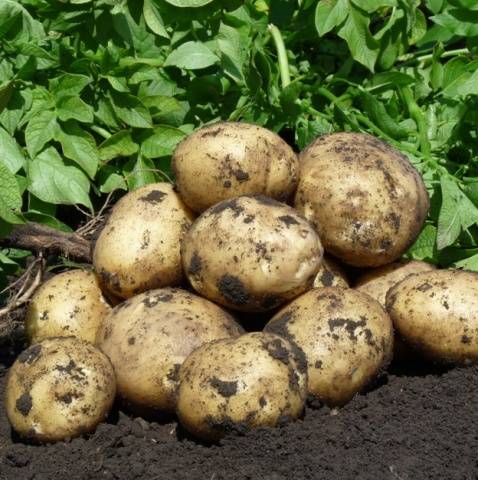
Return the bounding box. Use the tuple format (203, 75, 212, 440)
(93, 183, 194, 299)
(97, 288, 243, 413)
(25, 269, 111, 345)
(313, 255, 349, 289)
(386, 270, 478, 364)
(294, 132, 429, 267)
(4, 337, 115, 443)
(356, 260, 436, 306)
(172, 122, 299, 212)
(265, 287, 393, 406)
(181, 195, 323, 312)
(176, 332, 307, 441)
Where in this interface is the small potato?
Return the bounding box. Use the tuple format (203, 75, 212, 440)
(4, 337, 115, 443)
(386, 270, 478, 364)
(356, 260, 435, 306)
(265, 287, 393, 406)
(182, 195, 323, 312)
(25, 269, 111, 345)
(176, 332, 307, 441)
(313, 255, 349, 289)
(98, 288, 243, 413)
(294, 132, 429, 267)
(172, 122, 299, 213)
(93, 183, 194, 299)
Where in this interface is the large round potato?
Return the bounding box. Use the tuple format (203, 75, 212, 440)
(98, 288, 243, 413)
(294, 132, 429, 267)
(265, 287, 393, 406)
(4, 337, 115, 443)
(176, 332, 307, 441)
(356, 260, 436, 306)
(181, 195, 323, 312)
(313, 255, 349, 289)
(386, 270, 478, 364)
(172, 122, 299, 212)
(25, 269, 111, 345)
(93, 183, 194, 299)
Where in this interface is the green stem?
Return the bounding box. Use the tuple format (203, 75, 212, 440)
(398, 48, 470, 65)
(268, 24, 290, 89)
(401, 87, 431, 160)
(91, 125, 111, 139)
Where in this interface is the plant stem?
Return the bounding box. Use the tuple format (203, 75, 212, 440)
(91, 125, 111, 139)
(398, 48, 470, 65)
(268, 24, 291, 89)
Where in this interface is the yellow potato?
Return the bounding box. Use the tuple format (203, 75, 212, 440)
(313, 256, 349, 289)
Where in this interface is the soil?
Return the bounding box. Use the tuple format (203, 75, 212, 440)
(0, 334, 477, 480)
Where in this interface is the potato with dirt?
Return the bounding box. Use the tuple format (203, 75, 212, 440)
(294, 132, 429, 267)
(313, 255, 349, 289)
(386, 270, 478, 364)
(172, 122, 299, 212)
(4, 337, 115, 443)
(25, 269, 111, 345)
(176, 332, 307, 441)
(265, 287, 393, 406)
(181, 195, 323, 312)
(97, 288, 243, 413)
(93, 183, 194, 299)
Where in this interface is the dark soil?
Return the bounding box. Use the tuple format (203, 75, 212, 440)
(1, 335, 477, 480)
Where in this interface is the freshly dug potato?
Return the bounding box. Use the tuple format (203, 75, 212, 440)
(294, 132, 429, 267)
(182, 195, 323, 312)
(4, 337, 115, 443)
(25, 269, 111, 345)
(265, 287, 393, 406)
(313, 255, 349, 289)
(98, 288, 243, 413)
(172, 122, 299, 212)
(176, 332, 307, 441)
(386, 270, 478, 364)
(93, 183, 194, 299)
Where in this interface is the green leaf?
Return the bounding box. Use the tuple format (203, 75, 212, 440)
(406, 224, 437, 261)
(99, 130, 139, 161)
(56, 95, 94, 123)
(351, 0, 396, 12)
(24, 109, 57, 157)
(0, 81, 13, 113)
(455, 253, 478, 271)
(143, 0, 169, 38)
(315, 0, 348, 36)
(24, 211, 72, 232)
(431, 9, 478, 37)
(337, 3, 379, 72)
(0, 126, 25, 173)
(124, 155, 157, 190)
(49, 74, 92, 98)
(110, 92, 152, 128)
(57, 121, 99, 178)
(162, 0, 214, 6)
(164, 41, 219, 70)
(0, 162, 23, 224)
(142, 96, 189, 126)
(27, 147, 92, 209)
(217, 23, 250, 84)
(140, 125, 186, 158)
(100, 173, 127, 193)
(442, 68, 478, 98)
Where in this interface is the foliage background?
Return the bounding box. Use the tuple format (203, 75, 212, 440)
(1, 0, 478, 292)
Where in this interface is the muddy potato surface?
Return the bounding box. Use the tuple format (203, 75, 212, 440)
(98, 288, 243, 413)
(172, 122, 299, 212)
(182, 195, 323, 312)
(265, 287, 393, 406)
(176, 332, 307, 441)
(294, 132, 429, 267)
(386, 270, 478, 364)
(25, 269, 111, 345)
(93, 183, 194, 299)
(313, 255, 349, 289)
(4, 337, 115, 443)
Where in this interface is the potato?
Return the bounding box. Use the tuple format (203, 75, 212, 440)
(176, 332, 307, 441)
(265, 287, 393, 406)
(181, 195, 323, 312)
(294, 132, 429, 267)
(172, 122, 298, 212)
(25, 269, 111, 345)
(98, 288, 243, 413)
(386, 270, 478, 364)
(356, 259, 435, 306)
(93, 183, 194, 299)
(313, 255, 349, 289)
(4, 337, 115, 443)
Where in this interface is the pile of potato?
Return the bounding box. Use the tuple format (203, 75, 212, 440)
(5, 123, 478, 443)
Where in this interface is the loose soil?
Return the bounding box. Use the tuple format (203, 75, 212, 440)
(0, 336, 477, 480)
